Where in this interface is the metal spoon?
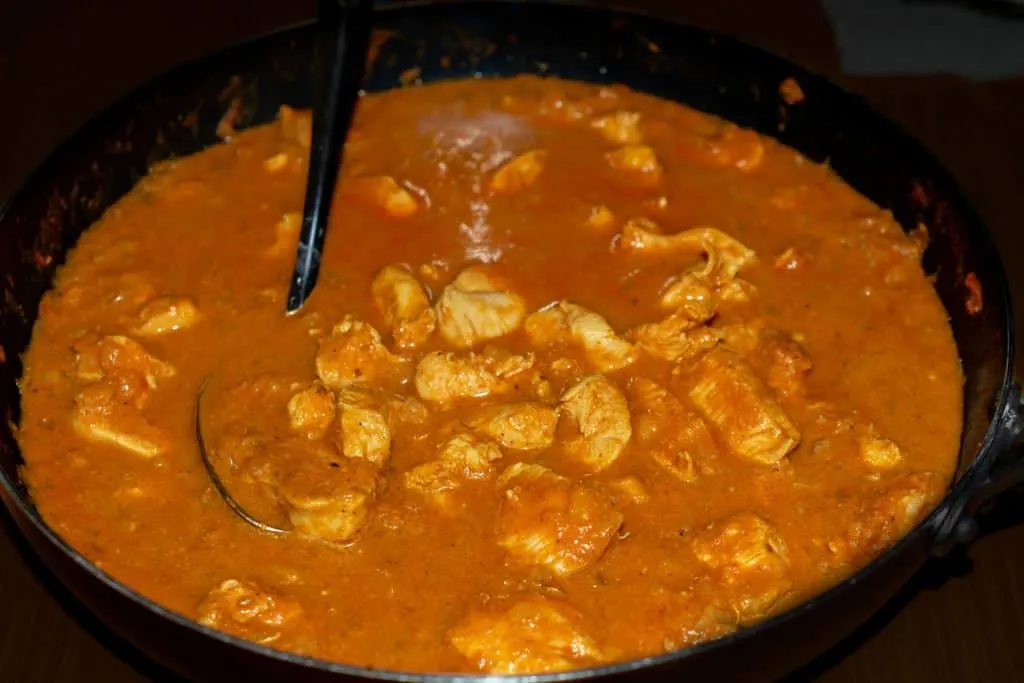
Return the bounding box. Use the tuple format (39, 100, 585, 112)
(195, 380, 289, 534)
(286, 0, 375, 314)
(198, 0, 374, 533)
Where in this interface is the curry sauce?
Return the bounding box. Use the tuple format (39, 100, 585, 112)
(18, 76, 962, 674)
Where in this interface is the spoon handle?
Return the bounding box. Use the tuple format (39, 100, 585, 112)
(287, 0, 375, 314)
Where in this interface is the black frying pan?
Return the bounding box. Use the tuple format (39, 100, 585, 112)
(0, 2, 1021, 681)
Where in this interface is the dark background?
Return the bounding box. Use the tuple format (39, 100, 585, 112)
(2, 1, 1024, 681)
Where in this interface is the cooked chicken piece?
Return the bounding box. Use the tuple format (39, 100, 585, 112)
(73, 334, 176, 396)
(559, 302, 638, 372)
(337, 389, 392, 467)
(719, 321, 763, 354)
(591, 111, 642, 144)
(524, 305, 571, 346)
(859, 436, 903, 469)
(606, 475, 650, 504)
(266, 211, 301, 258)
(287, 382, 336, 440)
(718, 278, 757, 303)
(687, 605, 742, 644)
(605, 144, 662, 185)
(706, 125, 765, 172)
(435, 267, 527, 349)
(585, 205, 616, 232)
(658, 274, 719, 321)
(198, 578, 306, 645)
(693, 512, 789, 572)
(532, 375, 555, 403)
(449, 597, 605, 674)
(262, 152, 290, 173)
(72, 381, 169, 458)
(415, 351, 509, 404)
(525, 302, 638, 372)
(622, 221, 757, 287)
(685, 348, 799, 464)
(873, 472, 941, 536)
(692, 512, 791, 623)
(274, 455, 380, 543)
(496, 462, 623, 576)
(467, 402, 557, 450)
(826, 472, 942, 568)
(628, 377, 719, 482)
(750, 329, 812, 399)
(315, 316, 403, 389)
(350, 176, 419, 218)
(630, 311, 721, 362)
(490, 150, 546, 193)
(371, 265, 436, 349)
(559, 375, 632, 471)
(134, 296, 202, 336)
(404, 433, 503, 508)
(389, 394, 431, 427)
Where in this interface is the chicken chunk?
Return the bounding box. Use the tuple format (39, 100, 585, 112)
(691, 512, 791, 623)
(585, 205, 616, 232)
(197, 578, 306, 646)
(287, 382, 336, 440)
(685, 348, 799, 464)
(525, 302, 638, 372)
(449, 597, 605, 674)
(630, 311, 721, 362)
(315, 316, 403, 389)
(749, 329, 812, 400)
(371, 265, 436, 350)
(859, 436, 903, 469)
(262, 152, 290, 173)
(467, 402, 557, 450)
(622, 221, 756, 286)
(415, 351, 509, 404)
(484, 346, 538, 379)
(266, 212, 301, 257)
(627, 377, 718, 482)
(337, 389, 392, 467)
(605, 144, 663, 185)
(825, 472, 943, 569)
(273, 454, 380, 543)
(350, 176, 419, 218)
(404, 433, 503, 508)
(134, 296, 202, 336)
(435, 267, 527, 349)
(490, 150, 546, 194)
(591, 111, 643, 144)
(719, 321, 764, 354)
(72, 381, 170, 458)
(658, 274, 719, 321)
(606, 475, 650, 505)
(559, 302, 638, 372)
(559, 375, 632, 472)
(73, 334, 176, 398)
(496, 462, 623, 576)
(705, 125, 765, 172)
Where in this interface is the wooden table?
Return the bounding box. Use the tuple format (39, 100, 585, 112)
(2, 1, 1023, 681)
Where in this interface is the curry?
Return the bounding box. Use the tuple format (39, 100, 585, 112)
(18, 76, 963, 674)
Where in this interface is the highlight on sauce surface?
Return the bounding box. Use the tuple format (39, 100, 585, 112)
(18, 75, 963, 674)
